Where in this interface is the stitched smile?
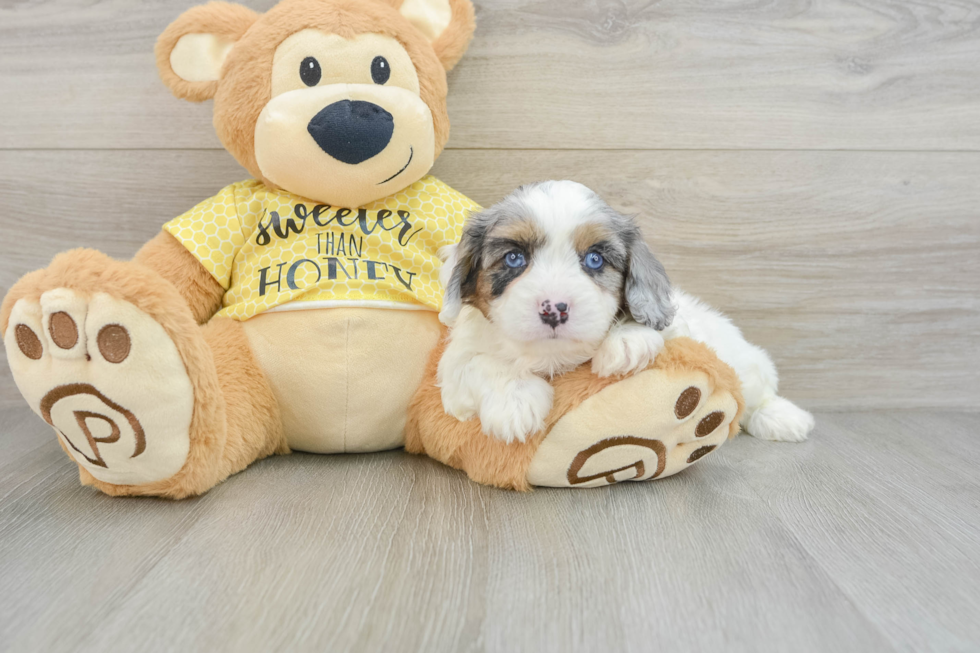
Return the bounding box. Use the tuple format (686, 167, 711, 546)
(378, 147, 413, 185)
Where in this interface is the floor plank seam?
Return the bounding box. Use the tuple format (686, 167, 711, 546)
(720, 453, 904, 653)
(65, 494, 221, 652)
(0, 458, 72, 507)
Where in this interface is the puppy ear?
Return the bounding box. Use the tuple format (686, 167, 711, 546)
(624, 237, 675, 330)
(439, 209, 491, 325)
(155, 2, 259, 102)
(438, 244, 462, 324)
(396, 0, 476, 71)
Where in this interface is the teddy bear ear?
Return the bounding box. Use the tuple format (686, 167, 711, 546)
(155, 2, 260, 102)
(397, 0, 476, 71)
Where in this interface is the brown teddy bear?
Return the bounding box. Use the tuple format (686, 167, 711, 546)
(1, 0, 743, 498)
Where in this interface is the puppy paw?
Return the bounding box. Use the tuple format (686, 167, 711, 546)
(745, 396, 814, 442)
(592, 323, 665, 377)
(479, 377, 554, 444)
(440, 383, 478, 422)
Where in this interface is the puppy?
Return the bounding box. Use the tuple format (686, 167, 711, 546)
(438, 181, 815, 444)
(436, 181, 674, 443)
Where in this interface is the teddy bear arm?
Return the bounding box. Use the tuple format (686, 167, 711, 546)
(133, 231, 225, 325)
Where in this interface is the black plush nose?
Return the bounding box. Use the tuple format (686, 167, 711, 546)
(307, 100, 394, 165)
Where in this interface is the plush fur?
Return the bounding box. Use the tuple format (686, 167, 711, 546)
(407, 336, 744, 491)
(155, 0, 471, 190)
(85, 316, 289, 499)
(423, 0, 477, 70)
(133, 232, 226, 324)
(155, 2, 260, 102)
(3, 0, 480, 498)
(1, 249, 288, 498)
(376, 0, 476, 70)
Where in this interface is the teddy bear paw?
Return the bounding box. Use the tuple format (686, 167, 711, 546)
(526, 365, 739, 488)
(5, 289, 194, 486)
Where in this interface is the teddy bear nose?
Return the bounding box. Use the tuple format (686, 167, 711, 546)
(307, 100, 394, 165)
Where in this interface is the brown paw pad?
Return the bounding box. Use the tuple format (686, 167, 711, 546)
(97, 325, 131, 363)
(49, 312, 79, 349)
(15, 324, 43, 360)
(695, 411, 725, 437)
(687, 445, 717, 464)
(675, 386, 701, 418)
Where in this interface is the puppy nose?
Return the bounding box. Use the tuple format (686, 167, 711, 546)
(307, 100, 394, 164)
(539, 300, 570, 328)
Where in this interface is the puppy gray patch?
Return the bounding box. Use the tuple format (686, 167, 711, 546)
(593, 203, 675, 330)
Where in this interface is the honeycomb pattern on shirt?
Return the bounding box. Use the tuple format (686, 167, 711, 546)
(163, 176, 481, 321)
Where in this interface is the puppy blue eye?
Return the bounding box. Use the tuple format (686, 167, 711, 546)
(584, 252, 605, 270)
(504, 251, 526, 268)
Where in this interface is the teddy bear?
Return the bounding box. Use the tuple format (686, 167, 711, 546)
(1, 0, 744, 498)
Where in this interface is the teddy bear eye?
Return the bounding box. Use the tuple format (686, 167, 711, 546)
(371, 56, 390, 85)
(300, 57, 322, 87)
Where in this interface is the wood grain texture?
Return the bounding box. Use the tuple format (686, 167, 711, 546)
(721, 411, 980, 652)
(0, 372, 18, 411)
(2, 0, 980, 150)
(1, 405, 978, 652)
(2, 1, 978, 652)
(1, 149, 977, 410)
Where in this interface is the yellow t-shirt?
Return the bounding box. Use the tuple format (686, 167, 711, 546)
(163, 176, 481, 321)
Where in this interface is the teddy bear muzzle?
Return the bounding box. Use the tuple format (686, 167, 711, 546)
(253, 83, 435, 208)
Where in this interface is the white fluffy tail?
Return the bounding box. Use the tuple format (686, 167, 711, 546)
(743, 395, 815, 443)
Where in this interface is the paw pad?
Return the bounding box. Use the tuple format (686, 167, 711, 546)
(695, 412, 725, 437)
(527, 366, 739, 488)
(15, 324, 43, 360)
(686, 445, 716, 464)
(49, 311, 78, 349)
(675, 386, 701, 418)
(97, 325, 131, 363)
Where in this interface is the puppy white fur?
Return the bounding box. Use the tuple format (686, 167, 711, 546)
(438, 181, 814, 444)
(663, 292, 815, 442)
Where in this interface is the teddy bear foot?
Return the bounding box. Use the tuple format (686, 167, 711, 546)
(407, 337, 745, 491)
(5, 288, 195, 487)
(527, 352, 741, 488)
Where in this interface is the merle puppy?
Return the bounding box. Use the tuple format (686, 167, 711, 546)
(438, 181, 814, 444)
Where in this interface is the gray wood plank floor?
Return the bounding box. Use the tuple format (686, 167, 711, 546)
(2, 0, 980, 651)
(1, 405, 978, 653)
